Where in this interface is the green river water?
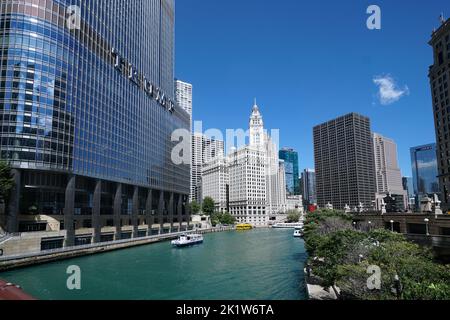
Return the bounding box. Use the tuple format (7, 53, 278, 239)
(1, 228, 308, 300)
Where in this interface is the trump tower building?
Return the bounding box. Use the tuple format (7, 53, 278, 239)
(0, 0, 191, 249)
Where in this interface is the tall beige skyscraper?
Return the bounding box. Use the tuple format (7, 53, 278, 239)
(373, 133, 407, 209)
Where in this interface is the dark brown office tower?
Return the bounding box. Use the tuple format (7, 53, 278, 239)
(313, 113, 376, 210)
(429, 17, 450, 211)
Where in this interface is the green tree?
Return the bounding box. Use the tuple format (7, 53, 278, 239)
(311, 229, 367, 288)
(303, 209, 450, 300)
(336, 239, 450, 300)
(219, 212, 236, 225)
(190, 201, 201, 215)
(286, 210, 300, 223)
(202, 197, 215, 216)
(210, 212, 236, 226)
(210, 212, 221, 227)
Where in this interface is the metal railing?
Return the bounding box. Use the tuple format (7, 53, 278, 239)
(0, 226, 233, 262)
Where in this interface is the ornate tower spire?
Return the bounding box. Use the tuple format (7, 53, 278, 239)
(249, 99, 264, 147)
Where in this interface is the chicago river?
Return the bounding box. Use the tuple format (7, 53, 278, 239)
(0, 229, 308, 300)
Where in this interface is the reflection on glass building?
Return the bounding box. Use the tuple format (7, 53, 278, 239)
(301, 169, 317, 206)
(0, 0, 191, 248)
(410, 144, 440, 203)
(279, 148, 300, 195)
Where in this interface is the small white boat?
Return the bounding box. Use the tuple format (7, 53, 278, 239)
(293, 227, 303, 238)
(171, 234, 204, 247)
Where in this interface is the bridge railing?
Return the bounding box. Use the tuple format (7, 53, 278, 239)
(406, 233, 450, 247)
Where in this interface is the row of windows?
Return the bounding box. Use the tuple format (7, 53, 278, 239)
(0, 1, 188, 195)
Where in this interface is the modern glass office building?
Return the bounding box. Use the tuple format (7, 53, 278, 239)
(301, 169, 317, 206)
(0, 0, 191, 247)
(279, 148, 300, 195)
(410, 144, 440, 202)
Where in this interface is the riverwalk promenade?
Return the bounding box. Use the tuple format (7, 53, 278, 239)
(0, 226, 233, 271)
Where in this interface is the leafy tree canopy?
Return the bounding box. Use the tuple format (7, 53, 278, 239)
(286, 210, 301, 223)
(303, 209, 450, 300)
(190, 201, 201, 215)
(202, 197, 215, 216)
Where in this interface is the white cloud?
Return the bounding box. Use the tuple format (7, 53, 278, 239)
(373, 75, 409, 105)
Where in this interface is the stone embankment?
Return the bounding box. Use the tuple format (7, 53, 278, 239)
(0, 227, 233, 271)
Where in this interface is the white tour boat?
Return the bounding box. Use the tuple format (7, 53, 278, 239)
(171, 234, 204, 248)
(293, 227, 304, 238)
(272, 222, 304, 229)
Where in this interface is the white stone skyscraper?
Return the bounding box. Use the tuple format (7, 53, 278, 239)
(191, 133, 225, 203)
(373, 133, 407, 210)
(175, 79, 193, 126)
(226, 101, 287, 225)
(249, 99, 265, 147)
(202, 156, 229, 212)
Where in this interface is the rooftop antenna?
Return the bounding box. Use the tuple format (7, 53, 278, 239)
(254, 97, 257, 106)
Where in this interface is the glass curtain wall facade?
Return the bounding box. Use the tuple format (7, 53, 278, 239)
(0, 0, 190, 246)
(301, 169, 317, 206)
(410, 144, 440, 203)
(279, 148, 300, 195)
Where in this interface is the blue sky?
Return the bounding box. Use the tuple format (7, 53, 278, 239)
(175, 0, 450, 177)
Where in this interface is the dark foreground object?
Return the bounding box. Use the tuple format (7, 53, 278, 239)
(0, 279, 35, 300)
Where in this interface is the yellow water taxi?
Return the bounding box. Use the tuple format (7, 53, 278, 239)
(236, 224, 253, 231)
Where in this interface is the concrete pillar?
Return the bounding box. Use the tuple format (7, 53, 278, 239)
(169, 192, 174, 232)
(6, 169, 21, 233)
(399, 218, 408, 234)
(158, 191, 165, 232)
(145, 189, 153, 235)
(92, 180, 102, 243)
(132, 186, 139, 238)
(185, 195, 191, 230)
(64, 175, 76, 247)
(114, 183, 122, 240)
(177, 194, 183, 231)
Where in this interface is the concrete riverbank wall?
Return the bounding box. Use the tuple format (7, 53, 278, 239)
(0, 227, 233, 271)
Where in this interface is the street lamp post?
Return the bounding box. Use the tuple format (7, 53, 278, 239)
(368, 221, 372, 231)
(424, 218, 430, 236)
(390, 220, 394, 232)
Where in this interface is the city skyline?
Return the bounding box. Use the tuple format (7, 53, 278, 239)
(0, 0, 449, 304)
(175, 0, 449, 177)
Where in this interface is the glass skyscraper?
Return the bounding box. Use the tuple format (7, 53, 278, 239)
(0, 0, 190, 247)
(410, 144, 440, 201)
(279, 148, 300, 195)
(301, 169, 317, 206)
